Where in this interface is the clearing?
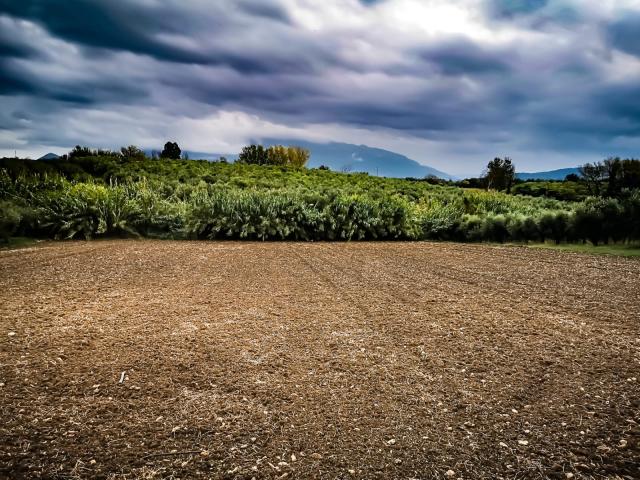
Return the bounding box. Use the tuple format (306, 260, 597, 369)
(1, 241, 638, 479)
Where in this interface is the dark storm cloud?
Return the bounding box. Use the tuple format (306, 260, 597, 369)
(0, 0, 639, 170)
(0, 0, 221, 64)
(418, 38, 511, 75)
(236, 1, 291, 23)
(608, 13, 640, 57)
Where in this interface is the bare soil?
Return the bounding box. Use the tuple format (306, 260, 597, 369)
(1, 240, 638, 479)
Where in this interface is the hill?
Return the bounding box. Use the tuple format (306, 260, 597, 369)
(37, 153, 60, 161)
(160, 141, 454, 180)
(517, 167, 579, 180)
(265, 140, 454, 180)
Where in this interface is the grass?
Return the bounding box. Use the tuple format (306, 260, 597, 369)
(0, 237, 41, 250)
(528, 242, 640, 257)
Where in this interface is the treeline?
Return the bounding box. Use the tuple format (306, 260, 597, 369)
(1, 156, 639, 245)
(237, 144, 310, 167)
(511, 158, 640, 202)
(579, 157, 640, 196)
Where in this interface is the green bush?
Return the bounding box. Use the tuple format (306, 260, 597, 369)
(0, 200, 23, 241)
(1, 157, 639, 244)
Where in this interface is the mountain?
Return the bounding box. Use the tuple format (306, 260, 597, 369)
(147, 141, 454, 179)
(264, 139, 454, 179)
(517, 167, 580, 180)
(38, 152, 60, 160)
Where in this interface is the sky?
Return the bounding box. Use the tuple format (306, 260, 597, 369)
(1, 0, 639, 176)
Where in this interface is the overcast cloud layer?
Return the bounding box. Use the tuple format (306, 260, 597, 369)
(1, 0, 639, 175)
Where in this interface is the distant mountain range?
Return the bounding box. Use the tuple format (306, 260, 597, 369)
(264, 139, 455, 179)
(148, 140, 455, 179)
(36, 147, 579, 182)
(516, 167, 580, 181)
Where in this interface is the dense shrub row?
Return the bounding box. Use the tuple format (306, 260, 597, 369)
(2, 167, 639, 244)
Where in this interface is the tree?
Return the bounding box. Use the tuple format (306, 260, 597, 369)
(161, 142, 181, 159)
(266, 145, 289, 166)
(68, 145, 94, 159)
(564, 173, 580, 182)
(578, 162, 607, 196)
(237, 145, 268, 165)
(603, 157, 622, 197)
(621, 159, 640, 189)
(120, 145, 146, 161)
(286, 146, 310, 169)
(484, 157, 516, 192)
(238, 144, 310, 168)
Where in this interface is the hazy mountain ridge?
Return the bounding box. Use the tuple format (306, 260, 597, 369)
(264, 139, 455, 179)
(517, 167, 580, 180)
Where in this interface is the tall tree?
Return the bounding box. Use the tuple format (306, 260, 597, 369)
(120, 145, 146, 161)
(237, 145, 268, 165)
(484, 157, 516, 192)
(604, 157, 622, 197)
(621, 159, 640, 190)
(287, 146, 310, 169)
(578, 162, 607, 196)
(161, 142, 181, 160)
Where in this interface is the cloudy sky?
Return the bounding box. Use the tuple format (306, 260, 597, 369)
(1, 0, 639, 175)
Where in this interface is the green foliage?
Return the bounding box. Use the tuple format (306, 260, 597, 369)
(187, 190, 413, 241)
(512, 181, 588, 201)
(237, 145, 268, 165)
(1, 154, 638, 244)
(161, 141, 181, 160)
(120, 145, 146, 161)
(239, 144, 310, 168)
(484, 157, 515, 192)
(0, 200, 23, 241)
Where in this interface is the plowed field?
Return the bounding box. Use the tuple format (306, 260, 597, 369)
(1, 241, 638, 479)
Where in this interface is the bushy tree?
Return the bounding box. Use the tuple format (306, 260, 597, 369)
(578, 162, 607, 196)
(484, 157, 515, 193)
(238, 145, 268, 165)
(266, 145, 289, 166)
(565, 173, 580, 182)
(287, 146, 310, 168)
(120, 145, 146, 161)
(67, 145, 117, 159)
(161, 142, 181, 160)
(604, 157, 623, 197)
(239, 144, 310, 168)
(538, 212, 569, 244)
(68, 145, 94, 160)
(621, 159, 640, 190)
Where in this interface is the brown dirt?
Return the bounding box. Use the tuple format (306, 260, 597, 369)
(0, 240, 638, 479)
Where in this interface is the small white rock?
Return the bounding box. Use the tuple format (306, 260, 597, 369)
(387, 439, 396, 445)
(518, 440, 529, 446)
(445, 469, 455, 477)
(499, 442, 508, 448)
(7, 332, 16, 337)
